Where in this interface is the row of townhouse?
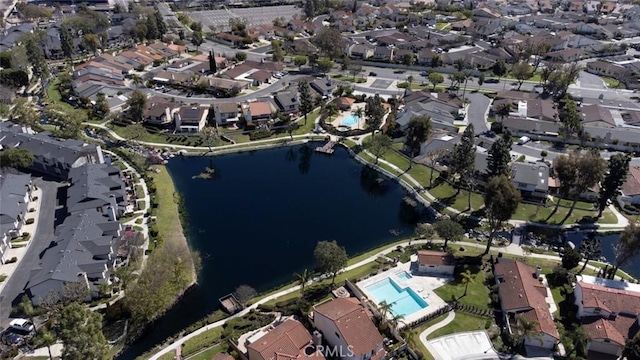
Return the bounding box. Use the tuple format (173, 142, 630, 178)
(0, 121, 130, 304)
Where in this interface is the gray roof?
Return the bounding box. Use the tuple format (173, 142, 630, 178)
(502, 117, 560, 134)
(274, 91, 299, 110)
(310, 77, 336, 94)
(0, 122, 102, 173)
(585, 126, 640, 145)
(511, 161, 549, 192)
(67, 164, 125, 214)
(0, 23, 34, 50)
(26, 210, 121, 291)
(0, 173, 30, 228)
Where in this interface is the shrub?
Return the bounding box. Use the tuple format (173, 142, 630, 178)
(28, 208, 35, 212)
(6, 257, 17, 264)
(31, 196, 38, 201)
(249, 129, 272, 141)
(25, 218, 34, 225)
(0, 274, 6, 282)
(22, 232, 29, 237)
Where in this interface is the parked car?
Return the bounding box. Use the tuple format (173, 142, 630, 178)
(9, 319, 33, 334)
(393, 70, 406, 74)
(420, 70, 429, 76)
(2, 332, 23, 346)
(368, 72, 377, 76)
(485, 79, 499, 84)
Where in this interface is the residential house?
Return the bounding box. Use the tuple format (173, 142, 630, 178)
(242, 102, 273, 126)
(510, 161, 550, 200)
(212, 33, 245, 48)
(396, 93, 459, 134)
(310, 77, 336, 98)
(349, 44, 375, 59)
(248, 70, 272, 86)
(0, 122, 104, 180)
(274, 91, 299, 114)
(240, 317, 324, 360)
(372, 46, 394, 61)
(116, 50, 154, 70)
(144, 98, 178, 127)
(502, 117, 561, 137)
(586, 61, 632, 80)
(574, 276, 640, 357)
(334, 97, 355, 111)
(580, 104, 617, 128)
(0, 174, 32, 263)
(620, 166, 640, 205)
(0, 23, 34, 52)
(26, 209, 122, 305)
(174, 106, 209, 133)
(493, 259, 560, 351)
(214, 103, 240, 126)
(416, 132, 460, 158)
(415, 250, 455, 276)
(312, 298, 387, 360)
(546, 48, 584, 63)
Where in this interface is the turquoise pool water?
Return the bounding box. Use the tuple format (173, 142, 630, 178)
(396, 271, 412, 281)
(341, 114, 360, 126)
(366, 278, 428, 317)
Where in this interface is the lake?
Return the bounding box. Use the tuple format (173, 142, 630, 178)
(118, 143, 418, 359)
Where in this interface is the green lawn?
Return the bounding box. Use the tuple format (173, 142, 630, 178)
(110, 123, 224, 147)
(181, 328, 222, 358)
(427, 312, 490, 339)
(158, 352, 176, 360)
(435, 22, 450, 31)
(46, 79, 76, 113)
(429, 183, 484, 211)
(410, 315, 448, 360)
(150, 166, 187, 248)
(511, 202, 617, 225)
(330, 74, 366, 83)
(433, 267, 490, 308)
(186, 344, 224, 360)
(292, 109, 320, 135)
(602, 76, 626, 89)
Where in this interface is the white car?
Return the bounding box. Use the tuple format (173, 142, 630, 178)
(9, 318, 34, 333)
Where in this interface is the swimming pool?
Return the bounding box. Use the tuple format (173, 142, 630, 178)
(365, 277, 428, 318)
(341, 114, 360, 126)
(396, 271, 413, 281)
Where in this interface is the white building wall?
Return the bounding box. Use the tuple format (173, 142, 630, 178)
(313, 313, 363, 360)
(417, 264, 455, 275)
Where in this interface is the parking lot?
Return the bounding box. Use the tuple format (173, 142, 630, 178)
(188, 5, 302, 31)
(370, 79, 394, 89)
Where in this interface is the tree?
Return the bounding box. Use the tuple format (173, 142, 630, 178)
(201, 126, 217, 152)
(145, 14, 159, 39)
(624, 334, 640, 360)
(514, 317, 541, 346)
(191, 31, 204, 51)
(314, 27, 342, 58)
(235, 52, 247, 62)
(209, 51, 217, 73)
(341, 54, 350, 73)
(127, 90, 147, 122)
(314, 240, 348, 286)
(511, 61, 533, 90)
(578, 233, 601, 274)
(303, 0, 315, 19)
(612, 223, 640, 280)
(58, 302, 108, 360)
(562, 246, 582, 270)
(478, 73, 485, 86)
(0, 148, 34, 169)
(492, 59, 507, 89)
(415, 223, 434, 239)
(598, 153, 631, 218)
(94, 92, 109, 117)
(294, 55, 308, 70)
(460, 270, 475, 298)
(433, 218, 464, 249)
(34, 330, 56, 360)
(540, 150, 548, 161)
(349, 64, 363, 81)
(404, 115, 432, 158)
(560, 150, 606, 224)
(294, 269, 311, 294)
(483, 175, 521, 255)
(233, 285, 257, 306)
(364, 94, 384, 134)
(487, 131, 512, 178)
(23, 34, 48, 78)
(558, 95, 582, 141)
(544, 62, 582, 100)
(60, 25, 74, 60)
(298, 81, 313, 125)
(427, 72, 444, 90)
(271, 39, 285, 62)
(494, 102, 512, 122)
(366, 134, 392, 164)
(154, 11, 167, 37)
(16, 295, 37, 334)
(82, 33, 99, 53)
(451, 124, 475, 209)
(316, 57, 333, 74)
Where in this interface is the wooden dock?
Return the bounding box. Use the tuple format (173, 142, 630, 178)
(315, 141, 336, 155)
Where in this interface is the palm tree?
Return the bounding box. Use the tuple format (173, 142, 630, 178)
(378, 300, 392, 320)
(460, 269, 475, 298)
(201, 126, 218, 152)
(494, 102, 512, 122)
(131, 74, 144, 88)
(37, 330, 56, 360)
(293, 269, 311, 295)
(515, 317, 541, 346)
(352, 107, 364, 120)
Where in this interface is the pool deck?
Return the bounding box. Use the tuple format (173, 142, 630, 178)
(356, 261, 450, 325)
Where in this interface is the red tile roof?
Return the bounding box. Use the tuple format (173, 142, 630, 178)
(246, 319, 323, 360)
(622, 167, 640, 196)
(417, 251, 454, 266)
(578, 282, 640, 315)
(582, 317, 626, 346)
(494, 259, 559, 339)
(313, 298, 385, 357)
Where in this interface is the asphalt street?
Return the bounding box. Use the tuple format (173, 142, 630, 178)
(0, 179, 61, 327)
(466, 93, 492, 134)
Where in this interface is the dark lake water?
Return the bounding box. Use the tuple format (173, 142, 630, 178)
(119, 143, 417, 359)
(565, 231, 640, 278)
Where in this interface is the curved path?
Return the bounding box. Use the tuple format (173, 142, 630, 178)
(419, 311, 456, 359)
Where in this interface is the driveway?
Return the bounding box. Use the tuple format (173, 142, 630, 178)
(0, 179, 61, 326)
(467, 93, 491, 134)
(427, 331, 499, 360)
(577, 71, 605, 89)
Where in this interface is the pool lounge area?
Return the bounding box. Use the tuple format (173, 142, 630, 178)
(332, 104, 365, 130)
(357, 262, 450, 325)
